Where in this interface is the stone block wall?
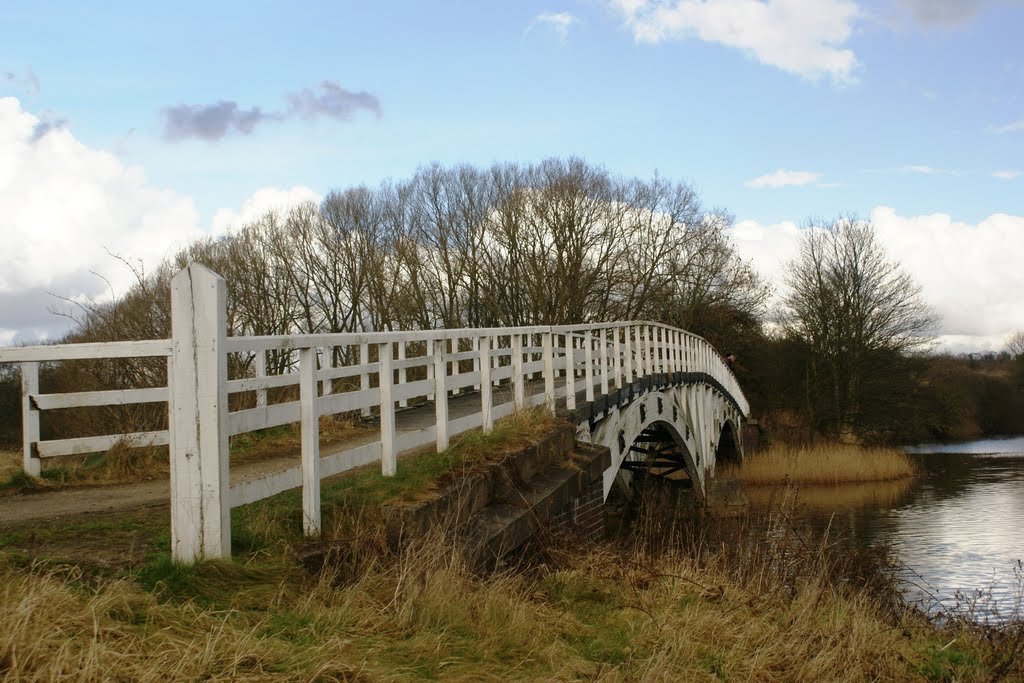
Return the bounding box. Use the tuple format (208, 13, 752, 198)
(550, 464, 605, 541)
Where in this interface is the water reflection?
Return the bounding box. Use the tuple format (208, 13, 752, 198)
(905, 435, 1024, 455)
(771, 438, 1024, 623)
(745, 478, 914, 510)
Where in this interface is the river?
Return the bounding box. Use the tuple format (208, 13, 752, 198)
(782, 436, 1024, 623)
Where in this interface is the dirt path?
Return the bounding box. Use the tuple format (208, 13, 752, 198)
(0, 383, 542, 526)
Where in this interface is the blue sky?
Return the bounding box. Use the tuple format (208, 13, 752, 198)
(1, 0, 1023, 349)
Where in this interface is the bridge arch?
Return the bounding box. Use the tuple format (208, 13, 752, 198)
(715, 418, 742, 467)
(578, 379, 745, 502)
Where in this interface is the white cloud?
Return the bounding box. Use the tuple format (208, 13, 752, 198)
(610, 0, 861, 83)
(729, 207, 1024, 352)
(745, 169, 821, 188)
(729, 217, 802, 286)
(863, 164, 964, 175)
(529, 12, 579, 41)
(210, 185, 321, 234)
(0, 97, 206, 342)
(0, 97, 322, 344)
(993, 170, 1022, 180)
(991, 118, 1024, 134)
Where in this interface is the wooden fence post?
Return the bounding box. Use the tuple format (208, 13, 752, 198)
(624, 326, 634, 382)
(20, 362, 40, 477)
(512, 333, 525, 410)
(598, 329, 609, 397)
(565, 334, 577, 411)
(612, 327, 621, 389)
(254, 351, 267, 408)
(542, 331, 555, 414)
(648, 325, 656, 375)
(584, 331, 595, 403)
(433, 338, 448, 452)
(479, 335, 493, 432)
(472, 336, 481, 391)
(397, 341, 408, 408)
(359, 342, 371, 418)
(299, 346, 321, 537)
(169, 263, 230, 563)
(379, 341, 396, 476)
(451, 338, 462, 395)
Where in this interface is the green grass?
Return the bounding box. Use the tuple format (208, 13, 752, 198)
(919, 642, 984, 681)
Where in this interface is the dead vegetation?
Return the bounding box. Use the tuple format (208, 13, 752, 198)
(720, 442, 918, 485)
(2, 476, 1020, 681)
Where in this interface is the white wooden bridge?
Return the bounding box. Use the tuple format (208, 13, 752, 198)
(0, 264, 749, 563)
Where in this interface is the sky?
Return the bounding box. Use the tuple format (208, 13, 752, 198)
(1, 0, 1022, 352)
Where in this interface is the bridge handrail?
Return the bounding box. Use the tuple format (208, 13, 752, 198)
(0, 322, 747, 423)
(1, 265, 748, 562)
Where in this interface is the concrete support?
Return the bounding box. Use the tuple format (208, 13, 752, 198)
(169, 263, 230, 562)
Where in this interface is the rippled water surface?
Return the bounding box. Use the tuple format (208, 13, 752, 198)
(798, 437, 1024, 622)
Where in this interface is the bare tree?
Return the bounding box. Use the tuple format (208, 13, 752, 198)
(782, 216, 939, 437)
(1005, 331, 1024, 359)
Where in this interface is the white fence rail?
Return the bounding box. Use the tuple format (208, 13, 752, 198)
(0, 264, 748, 562)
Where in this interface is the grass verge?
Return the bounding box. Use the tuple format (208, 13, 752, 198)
(721, 442, 918, 485)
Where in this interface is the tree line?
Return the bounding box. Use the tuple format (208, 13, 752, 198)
(67, 158, 765, 346)
(2, 158, 1022, 448)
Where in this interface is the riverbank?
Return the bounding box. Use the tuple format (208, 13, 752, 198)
(721, 442, 917, 485)
(4, 489, 1021, 679)
(3, 531, 1018, 680)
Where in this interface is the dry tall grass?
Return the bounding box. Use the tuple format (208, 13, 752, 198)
(0, 450, 19, 482)
(721, 442, 917, 485)
(3, 418, 1017, 681)
(3, 501, 1017, 681)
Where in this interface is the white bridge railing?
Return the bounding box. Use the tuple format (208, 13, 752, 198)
(0, 264, 747, 562)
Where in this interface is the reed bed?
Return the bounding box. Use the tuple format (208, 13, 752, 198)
(721, 442, 918, 485)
